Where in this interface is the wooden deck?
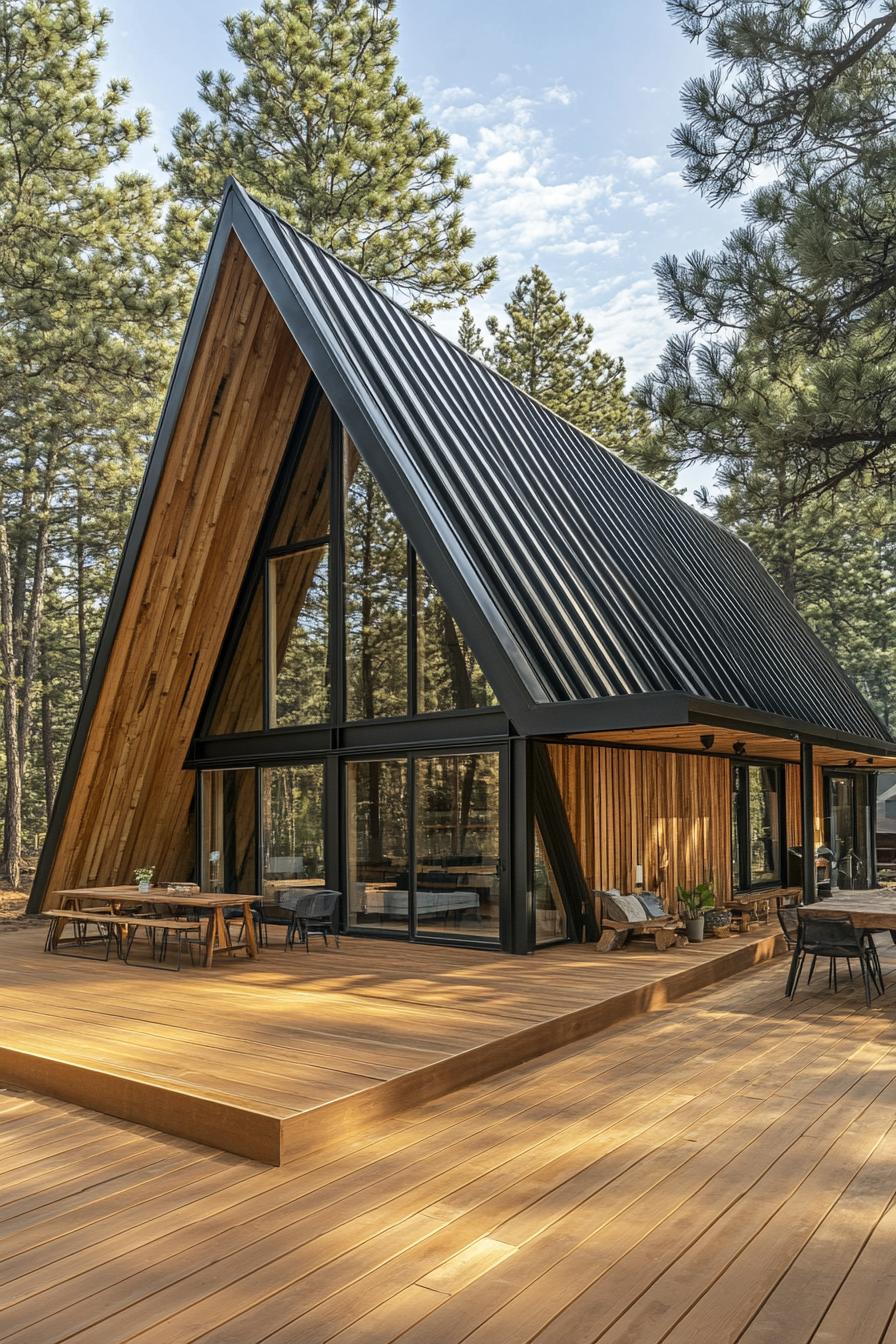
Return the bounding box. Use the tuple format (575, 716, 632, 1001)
(0, 925, 781, 1163)
(3, 943, 896, 1341)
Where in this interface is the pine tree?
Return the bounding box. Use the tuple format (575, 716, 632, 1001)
(163, 0, 496, 313)
(634, 0, 896, 727)
(457, 305, 484, 357)
(470, 267, 676, 486)
(638, 1, 896, 499)
(0, 0, 185, 886)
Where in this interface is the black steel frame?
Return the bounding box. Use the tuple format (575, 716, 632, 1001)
(191, 395, 541, 951)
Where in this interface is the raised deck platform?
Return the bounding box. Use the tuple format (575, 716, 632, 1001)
(0, 925, 782, 1163)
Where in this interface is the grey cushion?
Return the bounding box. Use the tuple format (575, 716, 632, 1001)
(637, 893, 667, 919)
(600, 890, 647, 923)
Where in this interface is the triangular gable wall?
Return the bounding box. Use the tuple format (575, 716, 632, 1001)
(30, 206, 506, 909)
(31, 232, 313, 906)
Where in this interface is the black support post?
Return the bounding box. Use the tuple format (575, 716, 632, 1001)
(508, 737, 532, 954)
(800, 741, 816, 904)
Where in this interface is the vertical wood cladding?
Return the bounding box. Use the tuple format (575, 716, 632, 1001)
(43, 238, 310, 899)
(547, 743, 825, 907)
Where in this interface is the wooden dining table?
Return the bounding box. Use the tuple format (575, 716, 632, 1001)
(810, 889, 896, 930)
(51, 887, 259, 968)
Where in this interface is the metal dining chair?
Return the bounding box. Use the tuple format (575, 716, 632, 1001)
(789, 910, 883, 1006)
(283, 889, 342, 952)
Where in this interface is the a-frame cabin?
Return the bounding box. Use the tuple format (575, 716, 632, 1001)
(29, 180, 896, 952)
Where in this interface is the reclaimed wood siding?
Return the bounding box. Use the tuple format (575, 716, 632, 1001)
(43, 237, 311, 902)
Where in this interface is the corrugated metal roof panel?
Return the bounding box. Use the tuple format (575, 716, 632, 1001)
(235, 184, 888, 742)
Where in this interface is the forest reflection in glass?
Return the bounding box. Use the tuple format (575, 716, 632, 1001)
(261, 762, 325, 917)
(534, 820, 567, 943)
(269, 545, 330, 727)
(344, 447, 408, 720)
(346, 758, 409, 930)
(416, 563, 496, 713)
(201, 767, 256, 894)
(415, 753, 501, 940)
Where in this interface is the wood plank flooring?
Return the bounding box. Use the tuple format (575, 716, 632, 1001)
(0, 926, 779, 1162)
(2, 944, 896, 1341)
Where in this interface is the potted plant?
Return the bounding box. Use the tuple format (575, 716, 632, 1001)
(134, 866, 154, 893)
(676, 879, 715, 942)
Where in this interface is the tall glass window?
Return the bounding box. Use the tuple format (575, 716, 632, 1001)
(261, 762, 325, 898)
(828, 773, 872, 890)
(534, 821, 567, 943)
(268, 545, 330, 726)
(732, 763, 783, 890)
(416, 563, 496, 714)
(201, 767, 257, 894)
(415, 752, 501, 940)
(346, 759, 409, 930)
(344, 448, 408, 720)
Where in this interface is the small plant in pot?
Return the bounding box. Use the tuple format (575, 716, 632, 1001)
(676, 880, 715, 943)
(134, 866, 154, 893)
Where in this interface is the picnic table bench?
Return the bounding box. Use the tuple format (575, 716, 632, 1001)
(49, 887, 258, 967)
(42, 907, 204, 971)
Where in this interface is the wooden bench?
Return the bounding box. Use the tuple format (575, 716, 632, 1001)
(723, 886, 800, 932)
(42, 909, 202, 971)
(594, 896, 684, 952)
(42, 908, 126, 959)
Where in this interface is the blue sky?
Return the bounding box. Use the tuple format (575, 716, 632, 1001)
(104, 0, 742, 382)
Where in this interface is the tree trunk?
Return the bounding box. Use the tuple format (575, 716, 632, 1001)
(40, 638, 56, 825)
(0, 504, 22, 889)
(76, 490, 89, 691)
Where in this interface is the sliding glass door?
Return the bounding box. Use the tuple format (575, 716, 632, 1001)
(826, 773, 873, 889)
(415, 752, 501, 941)
(346, 758, 409, 932)
(261, 763, 326, 908)
(346, 749, 504, 943)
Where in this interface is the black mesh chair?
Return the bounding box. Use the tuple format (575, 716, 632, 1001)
(285, 889, 341, 952)
(777, 905, 799, 949)
(789, 911, 883, 1006)
(253, 897, 297, 946)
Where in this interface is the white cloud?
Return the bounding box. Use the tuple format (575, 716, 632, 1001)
(423, 76, 694, 376)
(626, 155, 660, 176)
(659, 170, 686, 190)
(584, 279, 678, 382)
(748, 161, 779, 188)
(544, 82, 575, 105)
(544, 236, 623, 257)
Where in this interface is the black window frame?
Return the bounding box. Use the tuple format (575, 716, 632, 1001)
(731, 758, 786, 892)
(189, 394, 567, 954)
(343, 742, 511, 952)
(200, 390, 497, 739)
(824, 767, 876, 890)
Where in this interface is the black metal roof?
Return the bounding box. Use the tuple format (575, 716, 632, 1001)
(224, 181, 889, 743)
